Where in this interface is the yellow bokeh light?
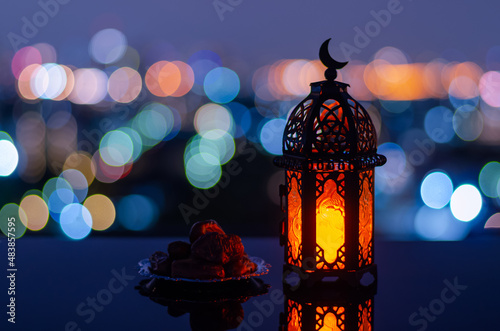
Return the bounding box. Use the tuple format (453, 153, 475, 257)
(19, 195, 49, 231)
(63, 151, 96, 186)
(84, 194, 116, 231)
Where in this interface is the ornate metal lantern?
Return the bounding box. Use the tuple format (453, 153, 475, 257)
(279, 286, 375, 331)
(274, 39, 386, 286)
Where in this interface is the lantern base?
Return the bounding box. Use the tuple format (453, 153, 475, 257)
(282, 263, 377, 290)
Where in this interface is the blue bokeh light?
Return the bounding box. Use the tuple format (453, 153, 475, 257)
(133, 106, 173, 147)
(380, 100, 412, 114)
(452, 105, 483, 142)
(60, 169, 88, 203)
(225, 102, 250, 138)
(116, 127, 143, 162)
(89, 28, 127, 64)
(200, 130, 235, 165)
(185, 152, 222, 189)
(99, 130, 134, 167)
(414, 205, 471, 241)
(424, 106, 454, 143)
(43, 177, 73, 203)
(376, 143, 406, 179)
(60, 203, 93, 240)
(188, 50, 222, 86)
(204, 67, 240, 104)
(450, 184, 482, 222)
(48, 189, 78, 222)
(479, 161, 500, 198)
(0, 140, 19, 176)
(259, 118, 286, 155)
(117, 194, 158, 231)
(420, 171, 454, 209)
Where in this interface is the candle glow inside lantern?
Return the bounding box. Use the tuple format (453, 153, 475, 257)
(274, 39, 386, 286)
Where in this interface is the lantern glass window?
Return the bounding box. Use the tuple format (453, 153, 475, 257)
(287, 170, 302, 268)
(315, 172, 345, 270)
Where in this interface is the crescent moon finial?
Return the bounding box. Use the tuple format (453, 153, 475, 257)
(319, 39, 348, 81)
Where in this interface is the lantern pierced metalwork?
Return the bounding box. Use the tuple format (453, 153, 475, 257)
(275, 39, 386, 287)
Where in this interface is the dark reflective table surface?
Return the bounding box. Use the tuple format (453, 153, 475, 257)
(1, 237, 499, 330)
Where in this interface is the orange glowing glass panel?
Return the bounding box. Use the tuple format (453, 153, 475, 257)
(288, 172, 302, 267)
(316, 307, 344, 331)
(359, 171, 373, 266)
(316, 176, 345, 269)
(288, 304, 302, 331)
(358, 300, 372, 331)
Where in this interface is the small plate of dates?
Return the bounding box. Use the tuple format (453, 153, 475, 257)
(138, 220, 271, 282)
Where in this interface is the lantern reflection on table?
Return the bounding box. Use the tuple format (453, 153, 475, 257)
(280, 285, 375, 331)
(275, 39, 386, 287)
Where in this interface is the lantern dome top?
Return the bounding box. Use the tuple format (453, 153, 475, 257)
(274, 39, 386, 172)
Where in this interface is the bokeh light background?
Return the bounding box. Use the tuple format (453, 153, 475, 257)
(1, 0, 500, 241)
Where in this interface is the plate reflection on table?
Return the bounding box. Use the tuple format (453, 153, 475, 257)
(136, 277, 270, 330)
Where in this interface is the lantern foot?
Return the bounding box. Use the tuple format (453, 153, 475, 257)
(282, 264, 377, 290)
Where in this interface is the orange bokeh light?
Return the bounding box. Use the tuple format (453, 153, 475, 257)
(52, 65, 75, 101)
(170, 61, 194, 97)
(17, 63, 40, 100)
(145, 61, 182, 97)
(364, 61, 427, 100)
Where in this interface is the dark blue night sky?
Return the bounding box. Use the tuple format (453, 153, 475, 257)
(1, 0, 498, 67)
